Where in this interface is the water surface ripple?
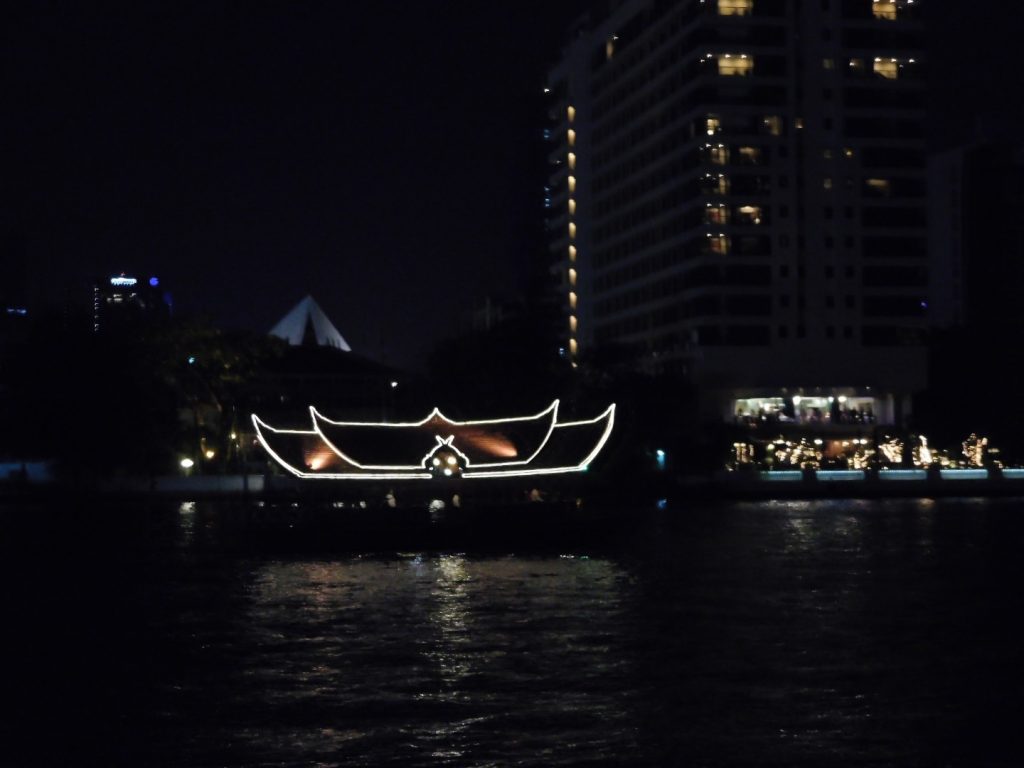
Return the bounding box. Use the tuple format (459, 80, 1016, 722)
(2, 497, 1021, 766)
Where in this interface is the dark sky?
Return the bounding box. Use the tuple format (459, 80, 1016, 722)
(4, 1, 1021, 368)
(4, 1, 589, 367)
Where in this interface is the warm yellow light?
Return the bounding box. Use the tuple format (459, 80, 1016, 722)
(716, 54, 754, 76)
(708, 145, 729, 165)
(873, 0, 897, 19)
(567, 129, 576, 147)
(205, 449, 215, 459)
(568, 175, 576, 193)
(569, 291, 577, 310)
(568, 268, 577, 287)
(567, 152, 576, 170)
(718, 0, 753, 15)
(569, 315, 578, 333)
(873, 58, 899, 79)
(569, 338, 578, 356)
(180, 458, 194, 469)
(569, 245, 577, 261)
(568, 222, 576, 239)
(866, 178, 891, 196)
(567, 105, 576, 123)
(738, 205, 762, 224)
(568, 198, 576, 215)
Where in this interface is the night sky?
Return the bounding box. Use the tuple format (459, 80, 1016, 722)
(4, 1, 590, 367)
(3, 1, 1020, 368)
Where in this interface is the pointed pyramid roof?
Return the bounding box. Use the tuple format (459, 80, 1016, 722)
(270, 295, 351, 351)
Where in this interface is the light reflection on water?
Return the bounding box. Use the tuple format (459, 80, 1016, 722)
(2, 497, 1023, 766)
(232, 553, 635, 765)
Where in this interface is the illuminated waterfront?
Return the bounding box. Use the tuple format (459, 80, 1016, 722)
(2, 497, 1022, 766)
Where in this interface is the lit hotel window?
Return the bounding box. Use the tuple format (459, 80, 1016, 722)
(567, 105, 576, 122)
(567, 129, 576, 147)
(703, 173, 730, 195)
(567, 152, 576, 170)
(864, 178, 892, 196)
(569, 315, 578, 333)
(718, 0, 753, 15)
(873, 58, 899, 79)
(707, 234, 730, 255)
(705, 204, 729, 225)
(762, 116, 782, 136)
(569, 338, 578, 356)
(716, 54, 753, 76)
(872, 0, 897, 19)
(705, 115, 722, 136)
(569, 291, 577, 310)
(569, 245, 577, 262)
(568, 268, 577, 287)
(568, 198, 576, 215)
(738, 146, 762, 164)
(738, 205, 763, 224)
(568, 222, 577, 239)
(705, 144, 730, 165)
(568, 175, 576, 193)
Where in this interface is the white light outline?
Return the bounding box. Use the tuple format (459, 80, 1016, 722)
(251, 403, 615, 481)
(423, 435, 472, 475)
(251, 415, 431, 480)
(309, 400, 561, 471)
(462, 405, 616, 479)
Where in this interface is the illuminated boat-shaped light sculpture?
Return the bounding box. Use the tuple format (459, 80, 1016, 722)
(251, 399, 615, 480)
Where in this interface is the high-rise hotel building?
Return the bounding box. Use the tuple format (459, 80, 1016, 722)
(546, 0, 928, 423)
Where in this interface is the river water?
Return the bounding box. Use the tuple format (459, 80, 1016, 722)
(2, 497, 1022, 766)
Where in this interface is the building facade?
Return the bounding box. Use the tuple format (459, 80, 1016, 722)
(93, 273, 172, 335)
(545, 0, 928, 423)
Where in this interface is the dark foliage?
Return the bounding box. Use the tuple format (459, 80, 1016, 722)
(0, 311, 282, 481)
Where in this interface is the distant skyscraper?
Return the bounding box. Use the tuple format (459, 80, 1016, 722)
(93, 274, 171, 335)
(546, 0, 928, 423)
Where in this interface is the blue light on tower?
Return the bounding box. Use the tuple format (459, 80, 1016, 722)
(656, 449, 666, 470)
(149, 277, 160, 287)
